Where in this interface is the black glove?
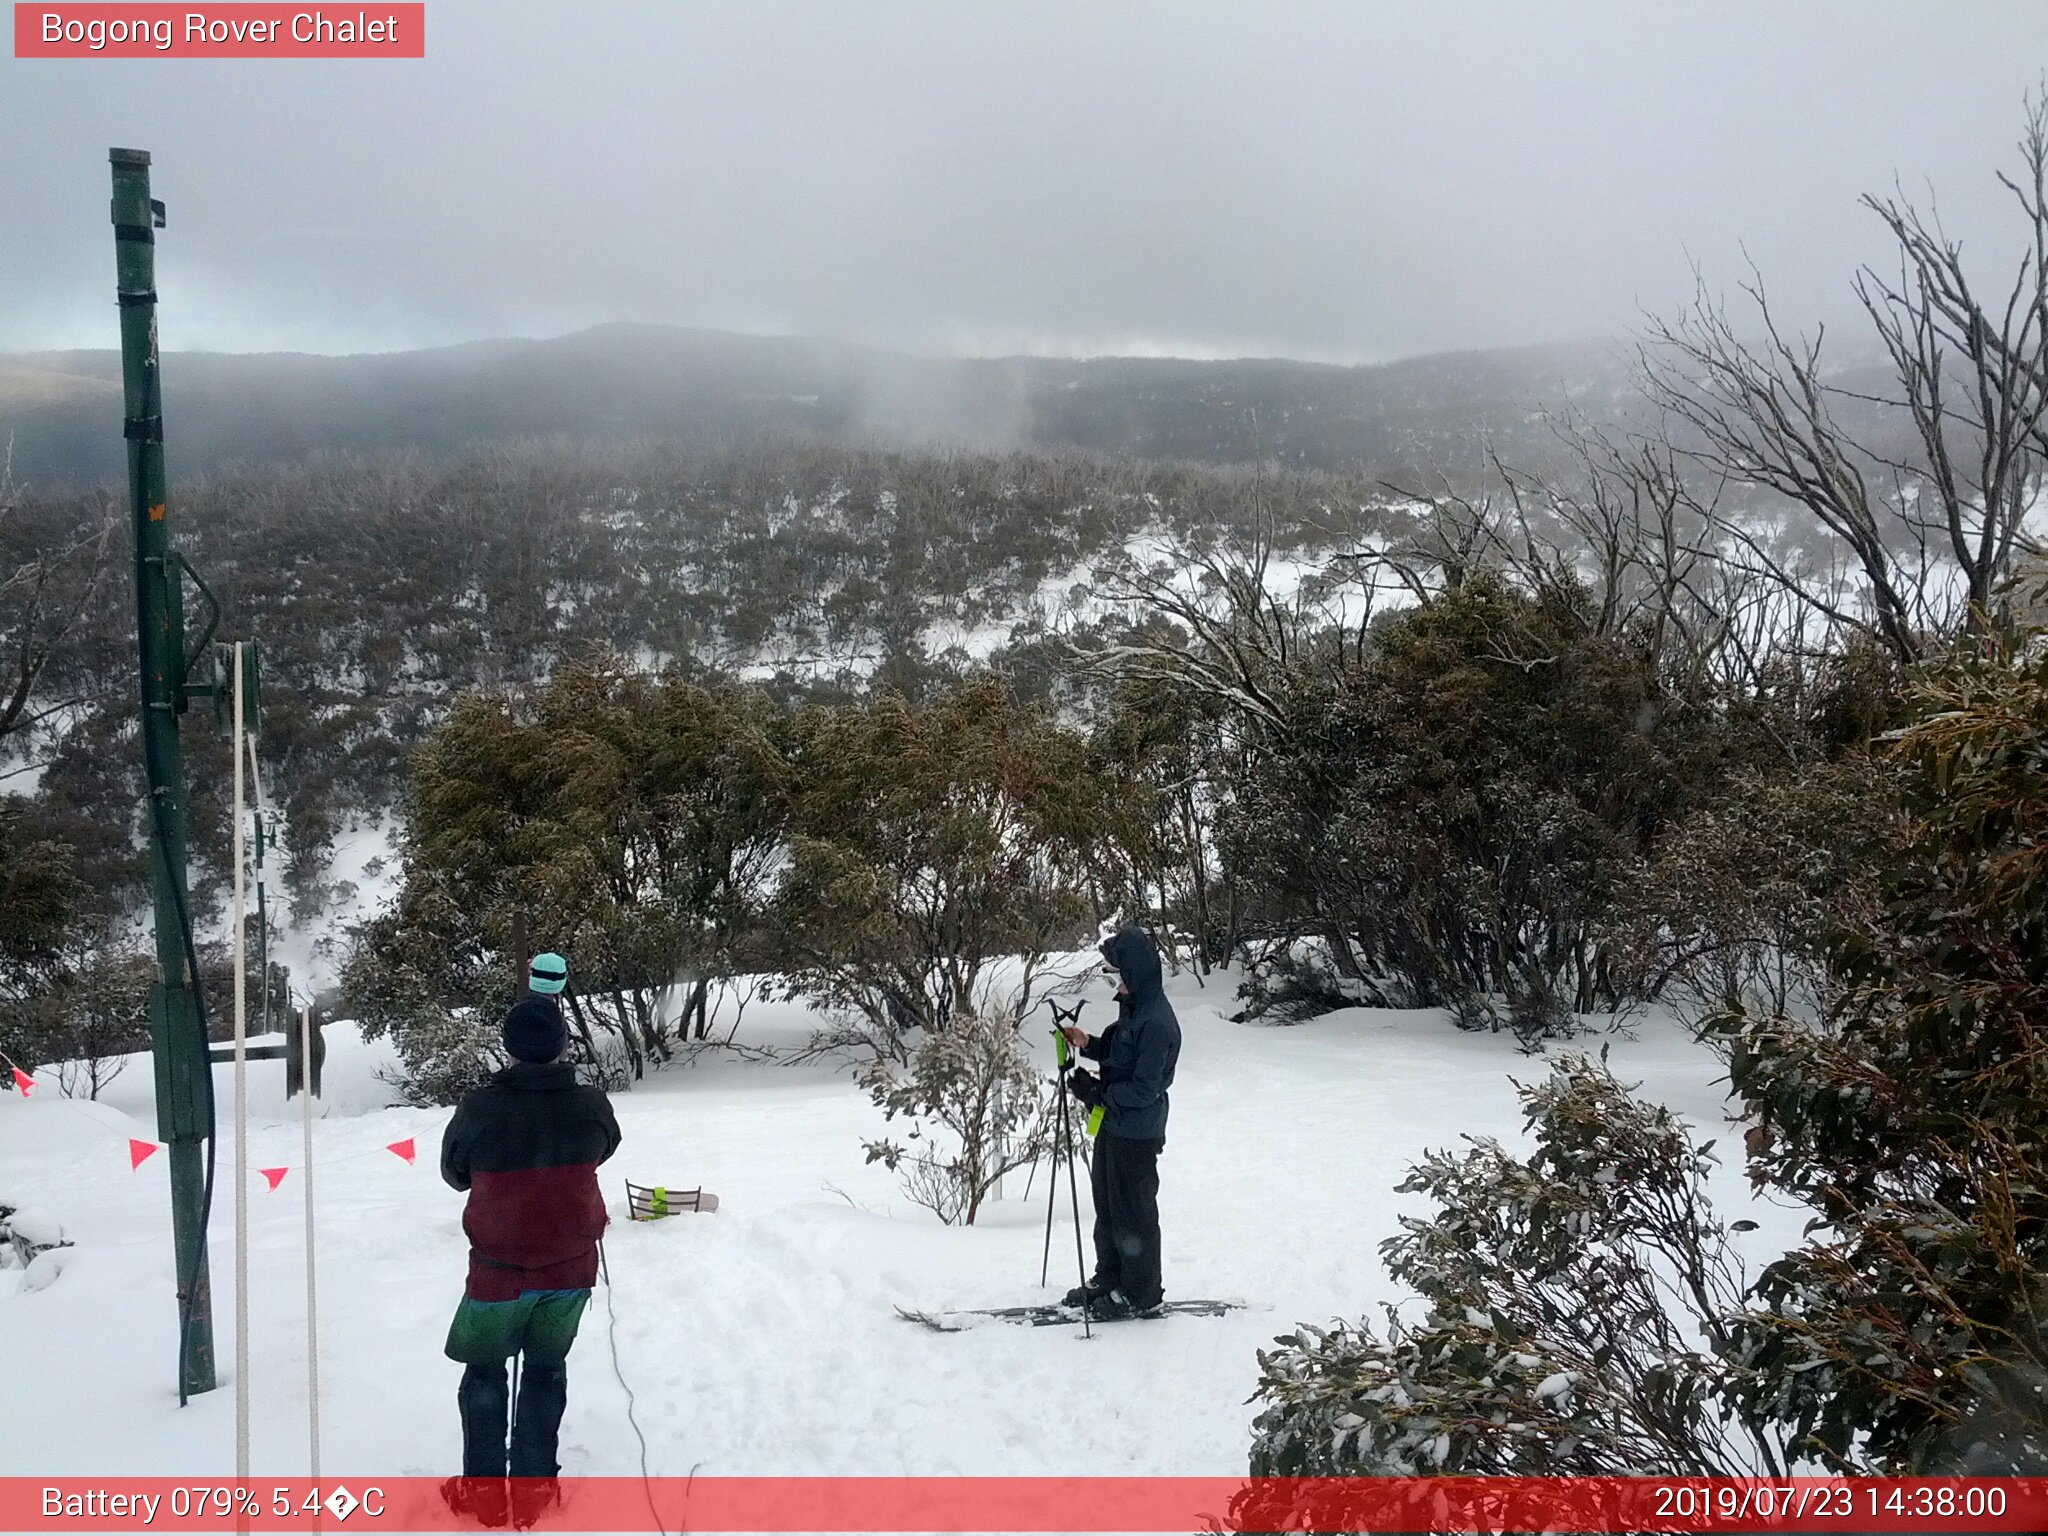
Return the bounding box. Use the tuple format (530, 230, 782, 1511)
(1067, 1070, 1103, 1108)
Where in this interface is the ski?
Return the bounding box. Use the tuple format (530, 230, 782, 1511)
(896, 1298, 1245, 1332)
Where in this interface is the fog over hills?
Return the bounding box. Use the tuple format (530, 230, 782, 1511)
(0, 323, 1648, 490)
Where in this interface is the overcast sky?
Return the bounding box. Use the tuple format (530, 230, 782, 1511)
(2, 1, 2043, 363)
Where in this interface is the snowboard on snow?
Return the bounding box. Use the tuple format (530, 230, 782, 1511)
(896, 1298, 1245, 1332)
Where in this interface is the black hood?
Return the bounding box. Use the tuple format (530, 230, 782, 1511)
(1099, 926, 1164, 1001)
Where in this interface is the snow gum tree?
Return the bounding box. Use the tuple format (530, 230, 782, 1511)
(347, 662, 1121, 1097)
(773, 675, 1119, 1061)
(1714, 643, 2048, 1473)
(1217, 571, 1729, 1023)
(342, 655, 790, 1099)
(0, 799, 76, 1070)
(1245, 639, 2048, 1490)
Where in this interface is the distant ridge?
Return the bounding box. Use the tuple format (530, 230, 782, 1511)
(0, 323, 1637, 489)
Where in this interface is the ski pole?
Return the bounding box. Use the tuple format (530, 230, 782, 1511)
(1062, 1082, 1091, 1341)
(1042, 1000, 1094, 1338)
(1039, 1000, 1086, 1287)
(1040, 1027, 1068, 1287)
(1039, 1103, 1059, 1286)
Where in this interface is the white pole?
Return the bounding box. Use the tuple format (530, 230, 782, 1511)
(245, 730, 316, 1473)
(300, 1001, 321, 1480)
(231, 642, 251, 1480)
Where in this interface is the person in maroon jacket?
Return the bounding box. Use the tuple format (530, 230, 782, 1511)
(440, 994, 621, 1527)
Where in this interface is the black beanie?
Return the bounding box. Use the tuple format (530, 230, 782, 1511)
(503, 996, 568, 1064)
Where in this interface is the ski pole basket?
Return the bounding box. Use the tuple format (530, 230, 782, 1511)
(625, 1181, 718, 1220)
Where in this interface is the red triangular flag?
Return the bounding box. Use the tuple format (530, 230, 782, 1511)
(386, 1137, 416, 1165)
(11, 1066, 32, 1095)
(129, 1138, 160, 1170)
(260, 1167, 289, 1191)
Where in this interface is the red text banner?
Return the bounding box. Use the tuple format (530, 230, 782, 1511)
(3, 1476, 2046, 1532)
(14, 5, 425, 58)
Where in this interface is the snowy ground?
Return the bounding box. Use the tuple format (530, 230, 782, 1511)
(0, 969, 1805, 1479)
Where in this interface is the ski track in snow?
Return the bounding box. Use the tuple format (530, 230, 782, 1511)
(0, 972, 1805, 1477)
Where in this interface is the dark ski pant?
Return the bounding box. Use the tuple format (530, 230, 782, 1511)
(445, 1288, 589, 1479)
(1089, 1131, 1165, 1309)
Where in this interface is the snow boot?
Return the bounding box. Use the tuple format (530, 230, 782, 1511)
(509, 1477, 561, 1530)
(440, 1476, 510, 1530)
(1083, 1290, 1135, 1321)
(1062, 1279, 1113, 1308)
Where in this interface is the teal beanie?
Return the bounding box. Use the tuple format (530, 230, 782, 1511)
(528, 952, 568, 996)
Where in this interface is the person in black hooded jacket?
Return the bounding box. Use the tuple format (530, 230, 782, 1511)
(1059, 925, 1182, 1319)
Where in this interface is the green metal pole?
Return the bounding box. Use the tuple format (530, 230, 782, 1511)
(112, 147, 216, 1400)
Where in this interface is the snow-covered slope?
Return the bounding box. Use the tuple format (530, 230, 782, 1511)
(0, 973, 1797, 1478)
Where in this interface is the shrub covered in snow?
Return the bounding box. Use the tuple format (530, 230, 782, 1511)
(20, 1244, 72, 1293)
(1235, 942, 1395, 1024)
(372, 1005, 506, 1108)
(2, 1205, 70, 1272)
(1246, 1053, 1787, 1487)
(1238, 940, 1584, 1051)
(858, 1007, 1050, 1225)
(1504, 977, 1579, 1052)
